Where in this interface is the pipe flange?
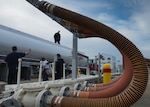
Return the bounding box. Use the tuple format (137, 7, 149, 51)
(59, 86, 71, 97)
(35, 90, 52, 107)
(0, 97, 21, 107)
(83, 81, 88, 88)
(74, 83, 82, 91)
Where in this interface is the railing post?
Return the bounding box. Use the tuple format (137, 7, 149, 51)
(17, 58, 22, 87)
(63, 63, 66, 80)
(38, 61, 42, 84)
(52, 63, 55, 82)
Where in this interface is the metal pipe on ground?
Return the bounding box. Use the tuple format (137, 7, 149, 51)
(26, 0, 149, 107)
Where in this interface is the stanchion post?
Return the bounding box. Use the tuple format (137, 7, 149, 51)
(38, 61, 42, 84)
(63, 63, 66, 80)
(17, 58, 22, 87)
(52, 62, 55, 82)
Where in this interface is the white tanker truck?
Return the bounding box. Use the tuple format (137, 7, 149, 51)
(0, 24, 88, 82)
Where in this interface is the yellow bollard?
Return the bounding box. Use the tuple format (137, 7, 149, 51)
(103, 63, 111, 83)
(78, 68, 81, 75)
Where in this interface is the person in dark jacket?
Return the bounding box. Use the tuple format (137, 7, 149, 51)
(55, 54, 65, 79)
(5, 46, 31, 84)
(54, 31, 61, 44)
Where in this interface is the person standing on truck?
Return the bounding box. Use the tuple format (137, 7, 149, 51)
(54, 31, 61, 44)
(5, 46, 31, 84)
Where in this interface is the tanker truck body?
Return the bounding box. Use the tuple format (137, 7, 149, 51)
(0, 24, 88, 81)
(0, 24, 72, 62)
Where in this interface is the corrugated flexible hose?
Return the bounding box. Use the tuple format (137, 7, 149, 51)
(36, 1, 148, 107)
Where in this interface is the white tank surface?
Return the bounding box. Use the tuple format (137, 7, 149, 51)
(0, 24, 71, 62)
(0, 24, 88, 66)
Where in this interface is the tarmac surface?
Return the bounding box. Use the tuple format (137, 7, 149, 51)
(131, 74, 150, 107)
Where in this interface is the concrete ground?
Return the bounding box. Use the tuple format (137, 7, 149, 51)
(131, 74, 150, 107)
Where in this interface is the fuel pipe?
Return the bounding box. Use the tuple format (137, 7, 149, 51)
(26, 0, 148, 107)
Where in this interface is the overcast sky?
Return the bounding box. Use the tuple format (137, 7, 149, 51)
(0, 0, 150, 62)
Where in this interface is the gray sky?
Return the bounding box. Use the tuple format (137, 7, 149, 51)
(0, 0, 150, 62)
